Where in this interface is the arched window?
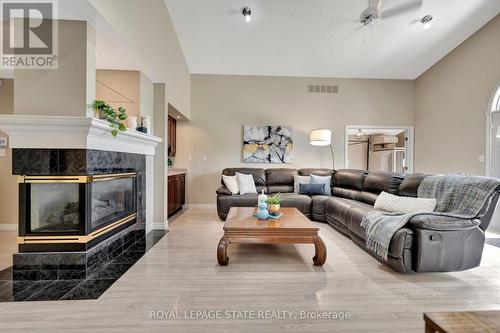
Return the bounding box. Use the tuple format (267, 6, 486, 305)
(487, 83, 500, 177)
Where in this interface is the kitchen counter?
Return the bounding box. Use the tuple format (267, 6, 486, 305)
(168, 168, 187, 176)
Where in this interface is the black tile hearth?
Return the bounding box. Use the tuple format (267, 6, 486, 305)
(0, 230, 166, 302)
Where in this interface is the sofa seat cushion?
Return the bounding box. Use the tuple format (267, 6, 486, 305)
(312, 195, 330, 215)
(219, 193, 259, 208)
(325, 197, 372, 228)
(276, 193, 312, 215)
(345, 204, 378, 240)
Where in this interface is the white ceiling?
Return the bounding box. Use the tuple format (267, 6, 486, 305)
(165, 0, 500, 79)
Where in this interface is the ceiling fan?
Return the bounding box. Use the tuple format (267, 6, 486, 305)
(359, 0, 423, 25)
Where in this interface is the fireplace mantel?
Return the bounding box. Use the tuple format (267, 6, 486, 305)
(0, 115, 162, 155)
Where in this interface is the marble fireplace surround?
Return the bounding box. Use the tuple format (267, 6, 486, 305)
(0, 115, 162, 232)
(0, 115, 162, 283)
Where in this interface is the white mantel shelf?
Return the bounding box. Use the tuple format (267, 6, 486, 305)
(0, 115, 162, 155)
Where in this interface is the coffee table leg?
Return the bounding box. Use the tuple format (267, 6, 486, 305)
(313, 236, 327, 266)
(217, 236, 229, 265)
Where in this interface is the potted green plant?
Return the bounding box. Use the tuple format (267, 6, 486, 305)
(103, 105, 128, 137)
(89, 100, 128, 137)
(266, 193, 281, 214)
(89, 100, 107, 119)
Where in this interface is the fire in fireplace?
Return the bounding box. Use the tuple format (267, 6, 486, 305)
(17, 173, 137, 252)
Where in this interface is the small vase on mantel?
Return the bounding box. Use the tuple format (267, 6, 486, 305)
(127, 116, 138, 130)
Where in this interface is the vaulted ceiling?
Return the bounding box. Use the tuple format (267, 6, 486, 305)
(165, 0, 500, 79)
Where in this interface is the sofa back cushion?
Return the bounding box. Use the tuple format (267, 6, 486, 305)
(222, 168, 266, 193)
(363, 171, 406, 195)
(266, 168, 296, 193)
(399, 173, 429, 197)
(298, 168, 335, 178)
(334, 169, 367, 190)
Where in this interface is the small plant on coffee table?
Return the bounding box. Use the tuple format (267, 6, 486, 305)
(266, 193, 281, 214)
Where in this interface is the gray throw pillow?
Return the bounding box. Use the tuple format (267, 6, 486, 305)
(293, 175, 311, 194)
(310, 174, 332, 196)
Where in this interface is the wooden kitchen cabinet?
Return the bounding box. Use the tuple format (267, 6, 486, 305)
(167, 173, 185, 217)
(168, 116, 177, 157)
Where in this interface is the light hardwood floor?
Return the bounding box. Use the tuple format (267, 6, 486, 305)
(1, 207, 500, 332)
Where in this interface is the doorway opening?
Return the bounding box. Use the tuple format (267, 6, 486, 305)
(345, 125, 414, 173)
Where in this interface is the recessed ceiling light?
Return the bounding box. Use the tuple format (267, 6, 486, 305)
(176, 116, 180, 119)
(242, 7, 251, 23)
(421, 15, 433, 29)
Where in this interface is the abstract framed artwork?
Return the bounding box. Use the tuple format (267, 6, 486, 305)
(243, 125, 293, 163)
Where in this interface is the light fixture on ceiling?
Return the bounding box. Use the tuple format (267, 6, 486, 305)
(242, 7, 252, 23)
(421, 15, 433, 29)
(94, 52, 98, 56)
(176, 116, 180, 119)
(354, 129, 366, 140)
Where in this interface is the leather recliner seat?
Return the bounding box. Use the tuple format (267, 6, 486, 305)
(216, 168, 500, 273)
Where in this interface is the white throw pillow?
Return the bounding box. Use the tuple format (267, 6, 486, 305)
(236, 172, 257, 195)
(293, 175, 311, 194)
(222, 175, 239, 195)
(374, 191, 437, 214)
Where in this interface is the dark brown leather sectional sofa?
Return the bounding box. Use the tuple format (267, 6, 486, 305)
(216, 168, 500, 273)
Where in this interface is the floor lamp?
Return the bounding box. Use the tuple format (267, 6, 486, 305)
(310, 129, 334, 169)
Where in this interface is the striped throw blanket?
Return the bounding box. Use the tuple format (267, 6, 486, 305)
(361, 174, 500, 260)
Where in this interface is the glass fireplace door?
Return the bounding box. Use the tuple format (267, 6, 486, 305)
(90, 176, 136, 231)
(30, 183, 81, 233)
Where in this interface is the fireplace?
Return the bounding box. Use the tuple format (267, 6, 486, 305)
(18, 172, 137, 252)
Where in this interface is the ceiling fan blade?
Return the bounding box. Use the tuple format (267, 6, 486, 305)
(380, 0, 422, 19)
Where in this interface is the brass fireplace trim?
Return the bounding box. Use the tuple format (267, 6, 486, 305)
(17, 213, 137, 244)
(18, 172, 137, 184)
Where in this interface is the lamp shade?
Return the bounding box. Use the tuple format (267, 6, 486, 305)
(309, 129, 332, 146)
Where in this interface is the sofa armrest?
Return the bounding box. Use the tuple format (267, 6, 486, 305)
(409, 215, 481, 231)
(216, 186, 232, 196)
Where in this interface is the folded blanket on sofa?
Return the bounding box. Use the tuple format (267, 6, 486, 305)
(361, 174, 500, 260)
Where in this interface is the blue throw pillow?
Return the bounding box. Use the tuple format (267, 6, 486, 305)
(310, 174, 332, 196)
(299, 183, 325, 195)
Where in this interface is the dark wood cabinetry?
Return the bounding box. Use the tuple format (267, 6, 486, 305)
(168, 116, 177, 157)
(167, 173, 185, 217)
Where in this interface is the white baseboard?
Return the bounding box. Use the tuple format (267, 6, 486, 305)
(0, 224, 17, 231)
(184, 204, 216, 208)
(152, 222, 169, 230)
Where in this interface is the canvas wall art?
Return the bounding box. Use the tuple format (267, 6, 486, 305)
(243, 125, 293, 163)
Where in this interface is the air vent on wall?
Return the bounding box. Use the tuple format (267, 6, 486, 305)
(307, 85, 338, 94)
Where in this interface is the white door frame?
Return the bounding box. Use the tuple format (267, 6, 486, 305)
(485, 82, 500, 177)
(345, 125, 414, 173)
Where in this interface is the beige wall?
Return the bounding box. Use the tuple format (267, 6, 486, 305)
(0, 80, 16, 226)
(176, 75, 415, 204)
(14, 20, 94, 116)
(140, 73, 154, 134)
(96, 70, 141, 120)
(415, 15, 500, 175)
(0, 79, 14, 114)
(89, 0, 191, 119)
(153, 84, 167, 226)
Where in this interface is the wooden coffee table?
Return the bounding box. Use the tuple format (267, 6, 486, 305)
(217, 207, 327, 266)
